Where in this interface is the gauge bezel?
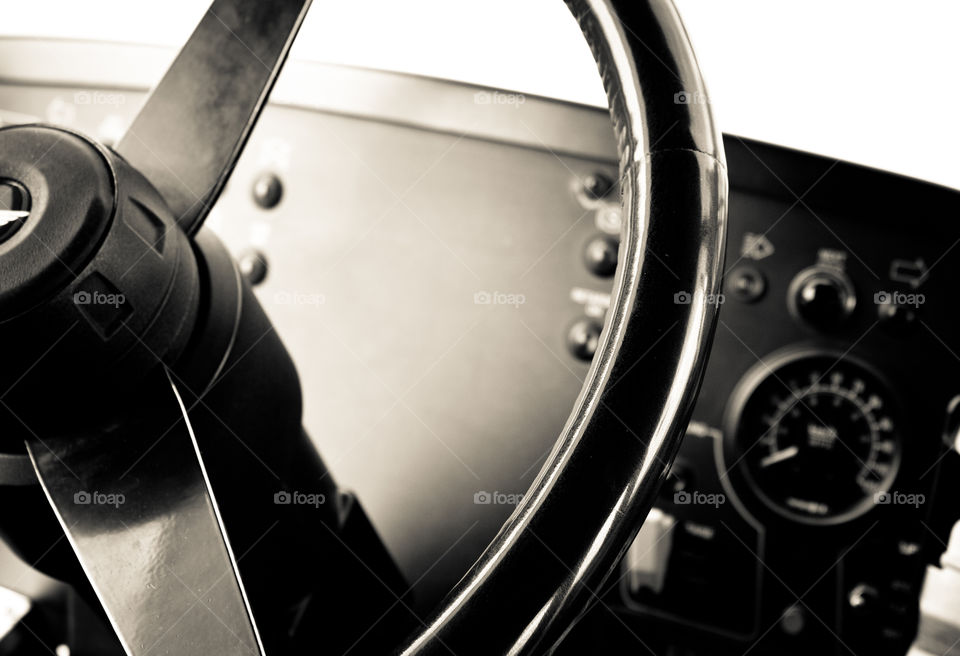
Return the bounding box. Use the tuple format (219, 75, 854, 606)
(719, 346, 903, 527)
(786, 265, 857, 330)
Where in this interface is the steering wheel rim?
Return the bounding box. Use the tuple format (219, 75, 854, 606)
(398, 0, 726, 652)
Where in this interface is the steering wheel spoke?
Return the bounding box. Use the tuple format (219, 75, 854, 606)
(116, 0, 312, 235)
(25, 368, 264, 656)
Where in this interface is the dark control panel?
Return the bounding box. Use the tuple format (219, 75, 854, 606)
(2, 40, 960, 656)
(567, 137, 960, 656)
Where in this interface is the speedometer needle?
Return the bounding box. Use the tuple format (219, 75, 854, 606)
(760, 445, 799, 468)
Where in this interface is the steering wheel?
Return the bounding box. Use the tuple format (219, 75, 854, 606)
(0, 0, 725, 654)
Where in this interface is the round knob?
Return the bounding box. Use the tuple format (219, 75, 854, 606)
(238, 249, 269, 286)
(567, 319, 602, 361)
(252, 172, 283, 209)
(727, 265, 766, 303)
(582, 172, 614, 200)
(583, 235, 618, 277)
(789, 267, 856, 331)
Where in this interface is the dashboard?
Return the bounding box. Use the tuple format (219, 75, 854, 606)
(1, 38, 960, 655)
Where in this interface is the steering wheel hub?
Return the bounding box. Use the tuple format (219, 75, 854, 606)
(0, 125, 201, 434)
(0, 125, 115, 317)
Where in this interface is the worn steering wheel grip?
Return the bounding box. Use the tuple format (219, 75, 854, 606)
(398, 0, 726, 653)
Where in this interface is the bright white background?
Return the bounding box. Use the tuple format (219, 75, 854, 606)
(2, 1, 959, 189)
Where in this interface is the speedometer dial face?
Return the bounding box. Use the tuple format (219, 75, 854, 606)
(729, 354, 901, 525)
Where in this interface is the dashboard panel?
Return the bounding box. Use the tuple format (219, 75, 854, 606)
(589, 135, 960, 656)
(1, 38, 960, 655)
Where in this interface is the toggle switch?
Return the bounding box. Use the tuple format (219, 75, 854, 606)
(624, 508, 676, 595)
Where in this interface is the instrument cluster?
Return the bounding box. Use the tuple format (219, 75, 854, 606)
(597, 135, 960, 656)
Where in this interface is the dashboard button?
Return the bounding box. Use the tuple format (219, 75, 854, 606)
(583, 235, 618, 277)
(566, 318, 602, 361)
(727, 265, 766, 303)
(582, 171, 614, 200)
(788, 266, 856, 331)
(239, 249, 268, 285)
(252, 172, 283, 209)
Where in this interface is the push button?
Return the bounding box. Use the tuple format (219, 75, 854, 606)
(566, 318, 602, 361)
(252, 172, 283, 209)
(583, 235, 618, 277)
(727, 265, 766, 303)
(238, 249, 268, 286)
(582, 172, 614, 200)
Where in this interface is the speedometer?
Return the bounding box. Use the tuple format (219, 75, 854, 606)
(724, 351, 902, 525)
